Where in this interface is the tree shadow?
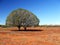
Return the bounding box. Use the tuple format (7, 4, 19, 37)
(11, 29, 43, 32)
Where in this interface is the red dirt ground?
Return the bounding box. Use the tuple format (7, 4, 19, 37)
(0, 27, 60, 45)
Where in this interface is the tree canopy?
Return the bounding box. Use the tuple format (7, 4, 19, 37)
(6, 8, 40, 28)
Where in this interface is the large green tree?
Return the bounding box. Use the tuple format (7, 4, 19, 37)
(6, 8, 40, 30)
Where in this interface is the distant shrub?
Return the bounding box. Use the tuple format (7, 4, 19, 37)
(0, 25, 1, 27)
(0, 25, 7, 28)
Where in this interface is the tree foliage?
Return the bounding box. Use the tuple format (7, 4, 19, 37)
(6, 8, 40, 30)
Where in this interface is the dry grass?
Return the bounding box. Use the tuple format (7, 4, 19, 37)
(0, 27, 60, 45)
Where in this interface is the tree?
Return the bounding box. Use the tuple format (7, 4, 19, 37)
(6, 8, 40, 30)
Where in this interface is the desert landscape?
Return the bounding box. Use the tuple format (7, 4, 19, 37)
(0, 26, 60, 45)
(0, 0, 60, 45)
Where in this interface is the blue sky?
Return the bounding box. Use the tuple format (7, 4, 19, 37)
(0, 0, 60, 25)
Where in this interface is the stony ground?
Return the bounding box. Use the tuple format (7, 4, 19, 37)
(0, 27, 60, 45)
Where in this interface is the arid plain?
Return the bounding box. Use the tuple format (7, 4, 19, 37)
(0, 26, 60, 45)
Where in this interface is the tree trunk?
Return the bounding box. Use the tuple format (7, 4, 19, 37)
(18, 26, 20, 31)
(24, 27, 26, 31)
(18, 27, 20, 31)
